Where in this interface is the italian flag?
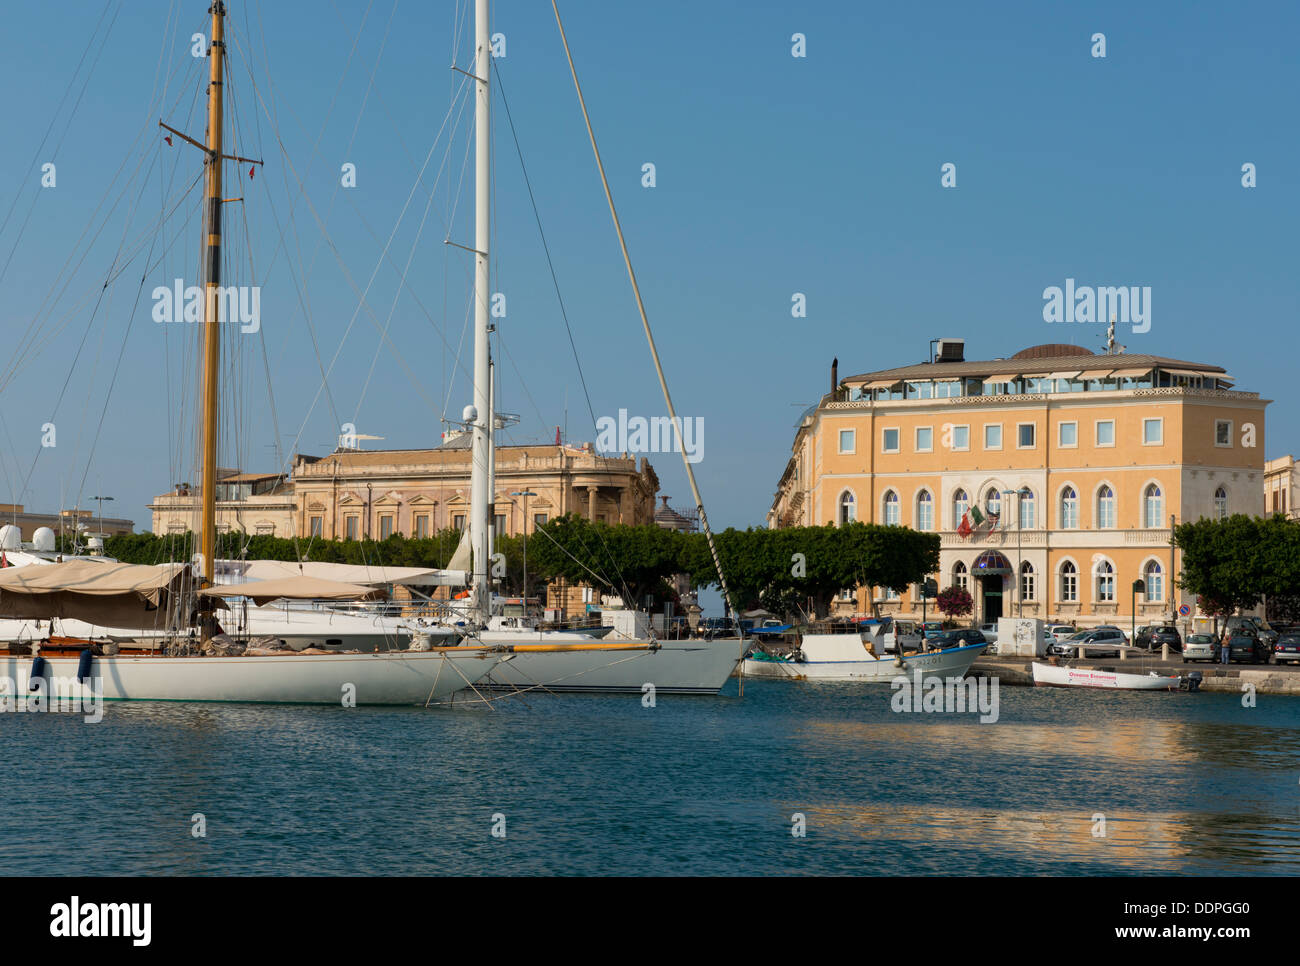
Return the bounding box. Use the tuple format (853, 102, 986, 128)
(957, 506, 984, 539)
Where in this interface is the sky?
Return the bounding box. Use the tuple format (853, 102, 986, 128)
(1, 0, 1297, 542)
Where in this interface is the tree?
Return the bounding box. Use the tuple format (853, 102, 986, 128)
(1174, 515, 1265, 615)
(936, 584, 973, 622)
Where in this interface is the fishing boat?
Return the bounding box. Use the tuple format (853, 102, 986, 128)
(0, 1, 502, 705)
(439, 0, 746, 693)
(1031, 662, 1181, 691)
(740, 625, 984, 682)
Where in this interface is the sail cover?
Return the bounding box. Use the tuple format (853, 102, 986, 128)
(199, 575, 387, 606)
(216, 559, 468, 588)
(0, 560, 188, 624)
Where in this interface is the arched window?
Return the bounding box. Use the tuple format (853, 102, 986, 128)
(1097, 485, 1115, 529)
(1096, 560, 1115, 602)
(953, 560, 968, 592)
(985, 488, 1002, 519)
(1144, 560, 1163, 602)
(953, 488, 969, 527)
(838, 490, 856, 524)
(1214, 486, 1228, 520)
(916, 490, 934, 531)
(1018, 490, 1035, 529)
(1060, 561, 1078, 602)
(1143, 483, 1163, 528)
(1020, 560, 1036, 601)
(1060, 486, 1079, 529)
(883, 490, 900, 525)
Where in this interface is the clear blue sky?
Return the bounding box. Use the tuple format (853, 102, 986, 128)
(1, 0, 1296, 539)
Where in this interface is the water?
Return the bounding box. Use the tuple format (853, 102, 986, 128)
(4, 681, 1299, 875)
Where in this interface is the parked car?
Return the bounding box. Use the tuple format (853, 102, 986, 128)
(1047, 624, 1076, 644)
(1272, 632, 1300, 666)
(1133, 624, 1158, 650)
(1149, 626, 1183, 651)
(1228, 634, 1271, 664)
(928, 628, 988, 650)
(978, 623, 999, 644)
(1047, 626, 1126, 659)
(1182, 633, 1218, 663)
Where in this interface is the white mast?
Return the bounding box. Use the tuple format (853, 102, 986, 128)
(468, 0, 492, 624)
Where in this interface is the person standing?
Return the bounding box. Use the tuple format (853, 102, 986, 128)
(1220, 629, 1231, 665)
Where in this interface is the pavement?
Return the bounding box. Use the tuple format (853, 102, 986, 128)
(971, 652, 1300, 694)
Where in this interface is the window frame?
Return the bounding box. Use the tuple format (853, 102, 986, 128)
(838, 428, 856, 455)
(1095, 419, 1116, 448)
(1016, 422, 1036, 450)
(1142, 417, 1164, 446)
(1215, 419, 1233, 448)
(1058, 420, 1078, 448)
(984, 423, 1003, 451)
(881, 427, 900, 454)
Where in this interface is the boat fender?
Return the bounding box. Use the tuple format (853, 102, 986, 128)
(410, 632, 433, 652)
(77, 649, 94, 682)
(30, 655, 47, 691)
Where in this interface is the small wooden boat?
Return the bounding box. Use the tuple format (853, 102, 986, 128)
(1031, 662, 1180, 690)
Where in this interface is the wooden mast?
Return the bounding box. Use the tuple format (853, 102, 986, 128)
(199, 0, 226, 599)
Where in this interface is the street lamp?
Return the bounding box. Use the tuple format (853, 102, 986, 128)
(90, 495, 114, 538)
(510, 490, 537, 611)
(1130, 578, 1146, 662)
(1002, 487, 1033, 617)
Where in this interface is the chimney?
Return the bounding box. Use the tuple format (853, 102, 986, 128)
(830, 357, 839, 394)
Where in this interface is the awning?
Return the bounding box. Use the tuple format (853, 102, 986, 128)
(1106, 366, 1155, 378)
(1159, 368, 1215, 379)
(1046, 370, 1082, 380)
(861, 378, 903, 390)
(0, 560, 189, 625)
(200, 575, 387, 606)
(218, 559, 467, 588)
(982, 375, 1017, 386)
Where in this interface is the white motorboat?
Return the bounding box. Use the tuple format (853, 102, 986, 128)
(1031, 662, 1181, 691)
(740, 628, 985, 682)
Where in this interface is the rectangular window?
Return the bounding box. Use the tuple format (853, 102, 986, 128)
(494, 514, 507, 539)
(1017, 423, 1036, 448)
(1058, 421, 1078, 447)
(884, 586, 900, 601)
(951, 425, 969, 451)
(309, 515, 323, 537)
(882, 428, 900, 453)
(838, 428, 856, 454)
(1061, 570, 1078, 602)
(1095, 420, 1115, 447)
(1143, 418, 1163, 445)
(415, 514, 429, 538)
(453, 514, 466, 532)
(345, 516, 358, 541)
(533, 513, 548, 530)
(1215, 419, 1233, 447)
(984, 424, 1002, 450)
(1021, 570, 1035, 602)
(379, 514, 394, 539)
(915, 427, 933, 452)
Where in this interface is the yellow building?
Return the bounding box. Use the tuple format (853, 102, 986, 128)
(768, 341, 1269, 628)
(1264, 455, 1298, 520)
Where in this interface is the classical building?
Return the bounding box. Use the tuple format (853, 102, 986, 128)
(151, 437, 660, 540)
(0, 503, 134, 539)
(768, 340, 1269, 628)
(150, 469, 298, 536)
(1264, 455, 1298, 520)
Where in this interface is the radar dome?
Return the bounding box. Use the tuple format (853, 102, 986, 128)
(0, 524, 20, 550)
(32, 527, 56, 551)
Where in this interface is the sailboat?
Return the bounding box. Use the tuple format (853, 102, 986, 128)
(442, 0, 746, 693)
(0, 1, 501, 705)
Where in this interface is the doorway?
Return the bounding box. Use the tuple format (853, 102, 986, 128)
(980, 575, 1003, 625)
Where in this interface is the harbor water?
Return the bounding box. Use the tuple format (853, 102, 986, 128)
(4, 681, 1298, 875)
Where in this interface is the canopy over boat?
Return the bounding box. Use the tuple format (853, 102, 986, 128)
(216, 559, 467, 588)
(0, 559, 189, 624)
(200, 575, 387, 606)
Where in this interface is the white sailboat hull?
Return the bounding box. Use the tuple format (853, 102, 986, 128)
(740, 640, 986, 682)
(1031, 662, 1180, 690)
(480, 638, 746, 694)
(1, 649, 503, 705)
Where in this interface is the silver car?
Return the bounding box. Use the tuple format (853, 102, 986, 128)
(1182, 633, 1217, 663)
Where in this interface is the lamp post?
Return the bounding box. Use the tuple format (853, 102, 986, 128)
(510, 490, 537, 611)
(1002, 486, 1033, 617)
(1130, 577, 1145, 663)
(90, 495, 114, 538)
